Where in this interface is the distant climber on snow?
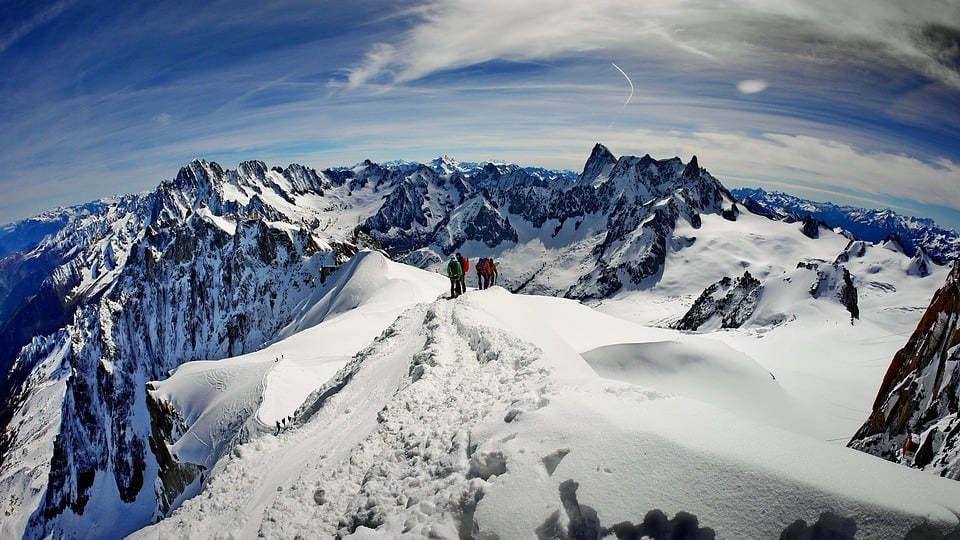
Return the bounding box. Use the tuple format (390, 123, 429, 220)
(446, 254, 463, 298)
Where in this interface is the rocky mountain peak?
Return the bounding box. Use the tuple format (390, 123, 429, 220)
(238, 159, 268, 179)
(578, 143, 617, 185)
(172, 160, 223, 192)
(673, 270, 763, 331)
(278, 163, 331, 195)
(882, 233, 908, 254)
(431, 155, 462, 175)
(682, 155, 700, 179)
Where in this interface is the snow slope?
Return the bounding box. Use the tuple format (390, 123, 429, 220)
(131, 253, 960, 539)
(596, 212, 950, 443)
(581, 339, 817, 435)
(149, 251, 448, 477)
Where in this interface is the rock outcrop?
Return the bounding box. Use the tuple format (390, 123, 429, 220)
(674, 271, 763, 331)
(849, 260, 960, 479)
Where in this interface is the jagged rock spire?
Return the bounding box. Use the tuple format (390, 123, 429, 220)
(682, 155, 700, 179)
(578, 143, 617, 185)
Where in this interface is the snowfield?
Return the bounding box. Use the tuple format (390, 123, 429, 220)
(131, 251, 960, 539)
(597, 212, 952, 443)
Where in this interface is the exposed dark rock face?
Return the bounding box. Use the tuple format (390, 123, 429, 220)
(801, 215, 827, 239)
(578, 143, 618, 186)
(839, 267, 860, 320)
(674, 271, 763, 331)
(721, 202, 740, 222)
(807, 262, 859, 321)
(907, 248, 933, 278)
(834, 240, 868, 264)
(145, 390, 204, 520)
(463, 201, 519, 248)
(849, 260, 960, 480)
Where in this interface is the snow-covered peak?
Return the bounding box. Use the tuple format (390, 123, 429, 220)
(906, 247, 934, 277)
(0, 201, 108, 259)
(378, 159, 420, 172)
(274, 249, 447, 341)
(577, 142, 617, 187)
(430, 155, 464, 175)
(882, 234, 908, 254)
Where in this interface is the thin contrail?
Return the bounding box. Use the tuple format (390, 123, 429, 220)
(609, 62, 634, 128)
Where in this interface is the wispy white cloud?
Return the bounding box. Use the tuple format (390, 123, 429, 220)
(0, 0, 79, 54)
(737, 80, 768, 94)
(0, 0, 957, 231)
(346, 0, 960, 88)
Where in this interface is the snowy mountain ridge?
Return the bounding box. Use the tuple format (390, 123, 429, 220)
(130, 252, 960, 539)
(0, 145, 956, 538)
(733, 187, 960, 265)
(0, 159, 363, 537)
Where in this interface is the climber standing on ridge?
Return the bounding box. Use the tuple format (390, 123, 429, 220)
(477, 257, 499, 289)
(447, 254, 463, 299)
(456, 252, 469, 295)
(477, 257, 489, 289)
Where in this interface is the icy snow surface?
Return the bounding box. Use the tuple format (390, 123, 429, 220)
(132, 251, 960, 539)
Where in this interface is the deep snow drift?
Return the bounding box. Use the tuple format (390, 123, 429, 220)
(131, 251, 960, 539)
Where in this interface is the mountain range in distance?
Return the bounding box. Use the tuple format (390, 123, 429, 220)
(734, 187, 960, 265)
(0, 144, 959, 538)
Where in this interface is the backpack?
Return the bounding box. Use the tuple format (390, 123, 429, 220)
(478, 258, 490, 275)
(447, 258, 461, 278)
(458, 254, 469, 273)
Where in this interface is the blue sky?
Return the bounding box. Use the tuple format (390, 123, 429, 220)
(2, 0, 959, 229)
